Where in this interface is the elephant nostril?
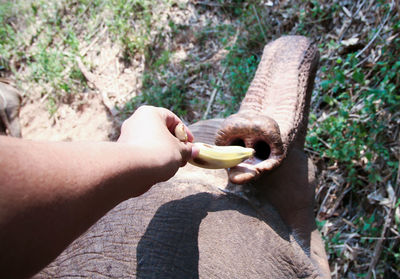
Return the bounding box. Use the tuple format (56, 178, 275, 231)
(230, 138, 246, 147)
(254, 141, 270, 160)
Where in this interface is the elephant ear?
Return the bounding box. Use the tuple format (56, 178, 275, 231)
(215, 36, 319, 184)
(0, 82, 22, 138)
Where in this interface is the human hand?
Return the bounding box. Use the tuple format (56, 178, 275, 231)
(118, 106, 195, 185)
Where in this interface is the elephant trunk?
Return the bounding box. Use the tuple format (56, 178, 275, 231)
(215, 36, 319, 184)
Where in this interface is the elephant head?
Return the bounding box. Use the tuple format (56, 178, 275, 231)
(0, 80, 22, 138)
(34, 36, 330, 279)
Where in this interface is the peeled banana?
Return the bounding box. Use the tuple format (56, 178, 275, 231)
(189, 142, 255, 169)
(174, 123, 254, 169)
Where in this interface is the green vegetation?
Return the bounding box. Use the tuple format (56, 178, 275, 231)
(0, 0, 175, 113)
(1, 0, 399, 277)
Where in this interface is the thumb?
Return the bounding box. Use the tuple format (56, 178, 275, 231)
(179, 142, 195, 167)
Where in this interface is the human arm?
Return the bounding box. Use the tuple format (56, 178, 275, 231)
(0, 106, 195, 278)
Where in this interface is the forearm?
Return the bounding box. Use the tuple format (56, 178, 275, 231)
(0, 106, 194, 278)
(0, 136, 153, 278)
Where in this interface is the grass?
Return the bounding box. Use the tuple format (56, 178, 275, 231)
(0, 0, 176, 114)
(303, 2, 400, 277)
(1, 0, 88, 111)
(1, 0, 399, 277)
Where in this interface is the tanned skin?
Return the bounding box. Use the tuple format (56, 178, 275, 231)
(0, 106, 197, 278)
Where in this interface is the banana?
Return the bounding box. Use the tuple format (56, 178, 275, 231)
(189, 142, 255, 169)
(174, 123, 254, 169)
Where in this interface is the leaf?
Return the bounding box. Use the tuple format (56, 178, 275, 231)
(341, 37, 359, 46)
(352, 70, 365, 83)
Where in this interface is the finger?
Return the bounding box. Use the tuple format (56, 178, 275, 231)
(159, 108, 195, 142)
(184, 125, 194, 143)
(179, 142, 193, 167)
(158, 108, 181, 131)
(191, 143, 200, 159)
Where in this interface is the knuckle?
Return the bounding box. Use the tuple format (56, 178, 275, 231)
(120, 119, 129, 131)
(136, 105, 153, 114)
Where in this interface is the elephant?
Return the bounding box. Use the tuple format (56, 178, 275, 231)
(34, 35, 331, 278)
(0, 80, 22, 137)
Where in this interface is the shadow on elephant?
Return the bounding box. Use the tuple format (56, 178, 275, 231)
(135, 144, 318, 278)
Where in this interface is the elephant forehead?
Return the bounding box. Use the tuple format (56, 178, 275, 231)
(189, 118, 225, 145)
(173, 164, 229, 191)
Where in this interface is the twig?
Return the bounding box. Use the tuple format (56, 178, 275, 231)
(354, 0, 368, 17)
(337, 0, 367, 42)
(252, 5, 267, 41)
(342, 6, 352, 18)
(365, 154, 400, 279)
(365, 203, 393, 279)
(389, 265, 400, 277)
(203, 67, 226, 120)
(76, 57, 117, 116)
(202, 28, 239, 120)
(330, 0, 366, 60)
(326, 184, 351, 218)
(317, 184, 335, 218)
(194, 1, 224, 7)
(355, 1, 393, 58)
(361, 235, 400, 240)
(79, 25, 107, 57)
(304, 147, 320, 156)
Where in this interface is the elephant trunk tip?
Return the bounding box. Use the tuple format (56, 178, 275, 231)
(253, 140, 271, 160)
(227, 138, 271, 161)
(215, 113, 286, 184)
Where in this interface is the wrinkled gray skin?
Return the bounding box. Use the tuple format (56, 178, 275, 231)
(0, 81, 22, 137)
(35, 36, 330, 279)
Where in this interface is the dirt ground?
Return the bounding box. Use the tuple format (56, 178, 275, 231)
(20, 92, 117, 142)
(17, 5, 225, 143)
(18, 37, 141, 142)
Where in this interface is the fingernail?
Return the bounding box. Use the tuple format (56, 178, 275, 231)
(175, 123, 188, 142)
(191, 144, 200, 158)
